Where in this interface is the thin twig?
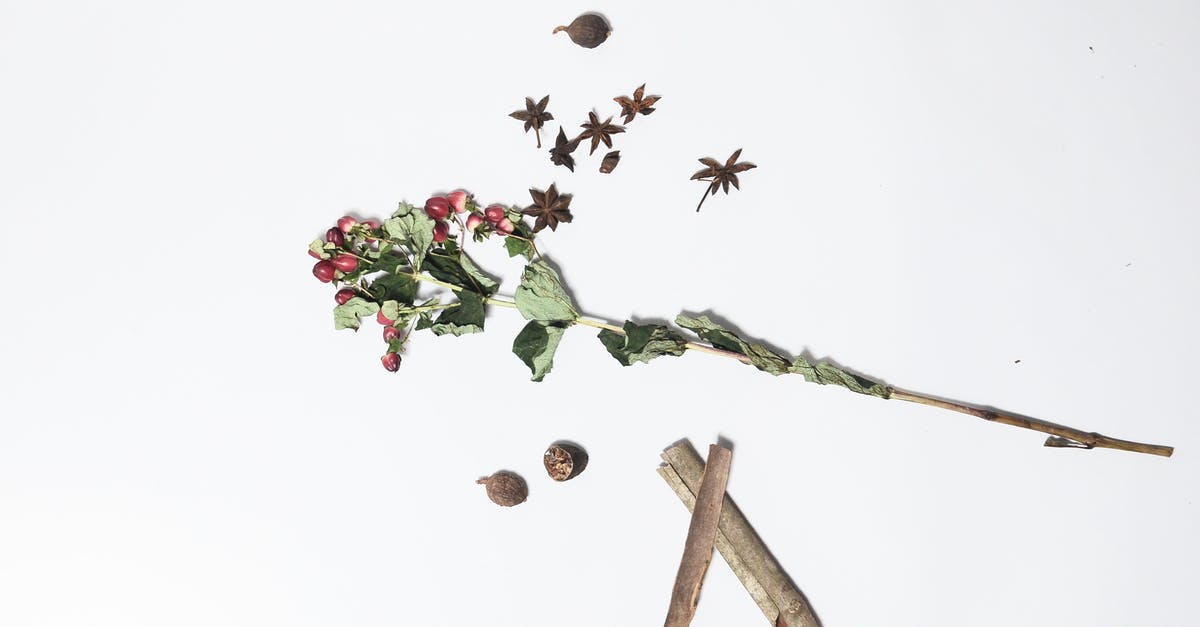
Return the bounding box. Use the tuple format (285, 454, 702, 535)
(889, 389, 1174, 457)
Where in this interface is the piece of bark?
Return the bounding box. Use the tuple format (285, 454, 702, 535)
(663, 444, 732, 627)
(660, 441, 820, 627)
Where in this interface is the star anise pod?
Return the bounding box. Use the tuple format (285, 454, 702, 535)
(548, 126, 581, 171)
(599, 150, 620, 174)
(509, 95, 553, 148)
(690, 148, 757, 212)
(578, 111, 624, 155)
(613, 83, 661, 124)
(522, 183, 573, 232)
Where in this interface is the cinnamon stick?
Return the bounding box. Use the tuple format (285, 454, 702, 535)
(663, 444, 732, 627)
(660, 441, 820, 627)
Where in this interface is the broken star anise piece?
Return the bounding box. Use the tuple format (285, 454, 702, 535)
(691, 148, 757, 212)
(599, 150, 620, 174)
(549, 126, 582, 172)
(509, 95, 554, 148)
(578, 111, 625, 155)
(523, 183, 574, 232)
(613, 83, 661, 125)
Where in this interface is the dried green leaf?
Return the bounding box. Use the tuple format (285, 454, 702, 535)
(333, 297, 380, 331)
(431, 291, 486, 336)
(309, 239, 331, 259)
(790, 357, 891, 398)
(369, 273, 418, 305)
(380, 300, 402, 323)
(515, 261, 578, 322)
(366, 249, 409, 274)
(512, 320, 568, 382)
(384, 202, 435, 270)
(674, 314, 789, 375)
(598, 321, 688, 366)
(424, 250, 499, 296)
(505, 235, 534, 260)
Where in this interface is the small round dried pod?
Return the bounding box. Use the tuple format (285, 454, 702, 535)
(476, 471, 528, 507)
(543, 442, 588, 481)
(553, 13, 611, 49)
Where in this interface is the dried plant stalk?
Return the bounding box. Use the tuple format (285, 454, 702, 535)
(664, 444, 733, 627)
(661, 441, 820, 627)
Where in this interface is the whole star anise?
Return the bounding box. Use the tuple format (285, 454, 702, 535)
(509, 95, 553, 148)
(613, 83, 661, 124)
(578, 111, 625, 155)
(691, 149, 757, 212)
(523, 183, 574, 232)
(548, 126, 582, 171)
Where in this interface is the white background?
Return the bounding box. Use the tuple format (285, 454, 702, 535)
(1, 1, 1197, 625)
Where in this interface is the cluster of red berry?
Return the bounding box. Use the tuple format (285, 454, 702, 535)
(310, 190, 533, 373)
(426, 190, 515, 240)
(309, 215, 405, 370)
(309, 216, 380, 283)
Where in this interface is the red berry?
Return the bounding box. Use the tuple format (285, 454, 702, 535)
(332, 253, 358, 272)
(312, 260, 336, 283)
(383, 326, 402, 343)
(484, 204, 505, 223)
(496, 217, 515, 234)
(432, 220, 449, 243)
(325, 227, 345, 247)
(447, 190, 468, 214)
(465, 212, 485, 231)
(381, 352, 401, 372)
(337, 216, 357, 233)
(334, 288, 356, 305)
(425, 196, 450, 220)
(377, 310, 394, 325)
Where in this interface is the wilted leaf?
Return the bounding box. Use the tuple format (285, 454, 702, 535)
(333, 297, 380, 331)
(424, 250, 499, 296)
(431, 291, 486, 336)
(384, 203, 436, 270)
(598, 321, 687, 366)
(790, 357, 890, 398)
(515, 261, 578, 322)
(512, 320, 568, 381)
(674, 314, 790, 375)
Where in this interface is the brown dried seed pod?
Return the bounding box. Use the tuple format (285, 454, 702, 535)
(553, 13, 611, 49)
(600, 150, 620, 174)
(476, 471, 528, 507)
(544, 443, 589, 481)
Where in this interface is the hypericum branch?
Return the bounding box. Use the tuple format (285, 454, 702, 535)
(308, 190, 1175, 458)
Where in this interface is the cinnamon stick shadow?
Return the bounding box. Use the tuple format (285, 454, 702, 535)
(659, 440, 822, 627)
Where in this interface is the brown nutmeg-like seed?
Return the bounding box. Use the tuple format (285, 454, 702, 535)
(544, 443, 589, 481)
(553, 13, 611, 49)
(476, 471, 528, 507)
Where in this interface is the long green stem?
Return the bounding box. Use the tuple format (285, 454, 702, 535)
(337, 236, 1173, 457)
